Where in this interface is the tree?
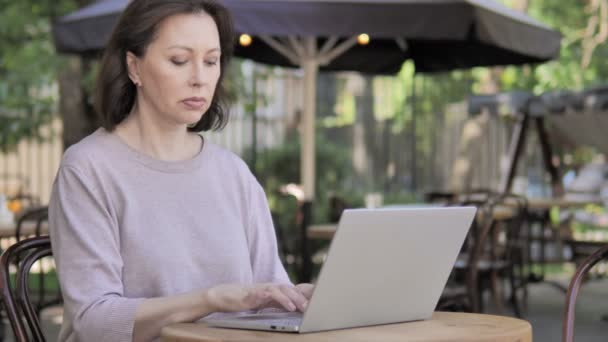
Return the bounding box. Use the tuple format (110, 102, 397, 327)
(0, 0, 79, 152)
(498, 0, 608, 92)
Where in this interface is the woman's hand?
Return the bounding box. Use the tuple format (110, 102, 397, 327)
(205, 283, 310, 313)
(294, 283, 315, 300)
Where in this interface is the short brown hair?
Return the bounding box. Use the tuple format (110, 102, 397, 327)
(95, 0, 234, 132)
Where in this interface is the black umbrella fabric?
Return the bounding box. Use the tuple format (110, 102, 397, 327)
(52, 0, 562, 199)
(54, 0, 561, 73)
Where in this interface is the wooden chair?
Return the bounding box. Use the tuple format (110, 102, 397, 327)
(438, 192, 529, 316)
(15, 206, 48, 242)
(424, 191, 457, 204)
(500, 194, 530, 317)
(438, 198, 496, 313)
(13, 207, 52, 315)
(8, 194, 41, 216)
(476, 193, 529, 316)
(328, 195, 349, 223)
(0, 235, 54, 342)
(562, 243, 608, 342)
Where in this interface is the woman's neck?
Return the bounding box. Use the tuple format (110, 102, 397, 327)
(114, 105, 202, 162)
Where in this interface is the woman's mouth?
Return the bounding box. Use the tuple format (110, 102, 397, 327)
(181, 97, 206, 110)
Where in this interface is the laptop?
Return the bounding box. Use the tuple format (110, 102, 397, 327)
(204, 206, 476, 333)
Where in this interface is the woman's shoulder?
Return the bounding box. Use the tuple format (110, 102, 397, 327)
(205, 140, 250, 171)
(61, 128, 114, 170)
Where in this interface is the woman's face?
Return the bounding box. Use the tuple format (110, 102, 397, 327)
(127, 12, 221, 127)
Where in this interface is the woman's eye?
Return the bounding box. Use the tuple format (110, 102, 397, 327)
(205, 59, 219, 66)
(171, 59, 187, 66)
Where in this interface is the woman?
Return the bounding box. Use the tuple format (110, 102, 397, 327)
(49, 1, 313, 341)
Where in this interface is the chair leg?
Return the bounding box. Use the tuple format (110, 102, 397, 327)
(490, 269, 505, 314)
(514, 249, 529, 315)
(475, 276, 485, 313)
(467, 274, 481, 313)
(509, 266, 522, 317)
(37, 259, 46, 314)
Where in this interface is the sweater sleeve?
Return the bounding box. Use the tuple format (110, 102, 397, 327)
(49, 165, 144, 342)
(246, 179, 292, 285)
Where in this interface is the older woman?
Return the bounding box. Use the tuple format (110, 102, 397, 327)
(49, 1, 312, 341)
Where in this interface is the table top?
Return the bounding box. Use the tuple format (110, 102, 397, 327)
(525, 197, 601, 210)
(307, 223, 338, 240)
(0, 221, 48, 239)
(161, 312, 532, 342)
(308, 206, 516, 240)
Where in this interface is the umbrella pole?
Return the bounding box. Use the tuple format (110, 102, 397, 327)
(297, 38, 318, 283)
(302, 38, 318, 201)
(411, 74, 417, 193)
(257, 34, 361, 200)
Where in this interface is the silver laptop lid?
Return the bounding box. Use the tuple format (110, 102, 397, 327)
(299, 206, 476, 333)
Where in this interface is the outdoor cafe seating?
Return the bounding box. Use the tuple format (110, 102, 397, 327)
(437, 191, 529, 317)
(0, 236, 53, 342)
(563, 243, 608, 342)
(301, 186, 608, 318)
(1, 229, 605, 341)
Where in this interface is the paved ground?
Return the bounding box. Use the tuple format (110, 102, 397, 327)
(3, 276, 608, 341)
(525, 276, 608, 341)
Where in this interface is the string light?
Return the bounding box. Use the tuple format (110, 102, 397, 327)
(358, 33, 370, 45)
(239, 34, 252, 47)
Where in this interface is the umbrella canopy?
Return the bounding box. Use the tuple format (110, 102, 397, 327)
(53, 0, 562, 199)
(534, 87, 608, 156)
(469, 87, 608, 154)
(54, 0, 560, 72)
(468, 87, 608, 193)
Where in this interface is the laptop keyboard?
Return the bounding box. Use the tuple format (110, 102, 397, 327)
(237, 312, 303, 327)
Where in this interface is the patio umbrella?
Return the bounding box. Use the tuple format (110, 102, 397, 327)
(53, 0, 562, 200)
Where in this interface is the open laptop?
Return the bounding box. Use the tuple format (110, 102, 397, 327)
(204, 206, 476, 333)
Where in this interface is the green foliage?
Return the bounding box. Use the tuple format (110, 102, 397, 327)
(349, 1, 608, 193)
(382, 192, 418, 206)
(497, 0, 608, 92)
(249, 134, 354, 227)
(225, 59, 274, 115)
(0, 0, 78, 152)
(322, 76, 356, 127)
(246, 135, 354, 275)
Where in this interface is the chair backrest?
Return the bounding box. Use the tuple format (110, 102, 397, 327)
(462, 198, 498, 312)
(9, 194, 41, 213)
(485, 194, 528, 267)
(328, 195, 349, 223)
(563, 243, 608, 342)
(438, 195, 496, 313)
(0, 235, 52, 342)
(15, 207, 48, 242)
(454, 192, 528, 313)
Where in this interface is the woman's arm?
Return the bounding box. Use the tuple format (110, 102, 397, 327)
(132, 289, 212, 342)
(133, 283, 309, 342)
(50, 165, 145, 341)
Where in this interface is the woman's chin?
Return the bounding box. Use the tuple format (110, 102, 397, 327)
(178, 114, 203, 127)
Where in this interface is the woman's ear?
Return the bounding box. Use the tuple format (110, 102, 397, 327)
(126, 52, 142, 86)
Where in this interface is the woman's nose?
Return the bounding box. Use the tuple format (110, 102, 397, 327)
(189, 63, 207, 87)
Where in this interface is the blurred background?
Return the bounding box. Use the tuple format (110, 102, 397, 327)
(3, 0, 608, 341)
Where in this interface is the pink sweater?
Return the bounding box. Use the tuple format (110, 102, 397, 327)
(49, 128, 290, 342)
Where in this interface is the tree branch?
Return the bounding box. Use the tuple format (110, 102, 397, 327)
(581, 0, 608, 69)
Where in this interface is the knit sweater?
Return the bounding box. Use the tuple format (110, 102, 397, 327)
(49, 128, 290, 342)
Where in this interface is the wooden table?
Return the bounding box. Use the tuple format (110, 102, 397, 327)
(525, 197, 601, 210)
(307, 223, 338, 240)
(161, 312, 532, 342)
(516, 197, 603, 286)
(0, 221, 48, 239)
(307, 198, 601, 240)
(307, 206, 516, 240)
